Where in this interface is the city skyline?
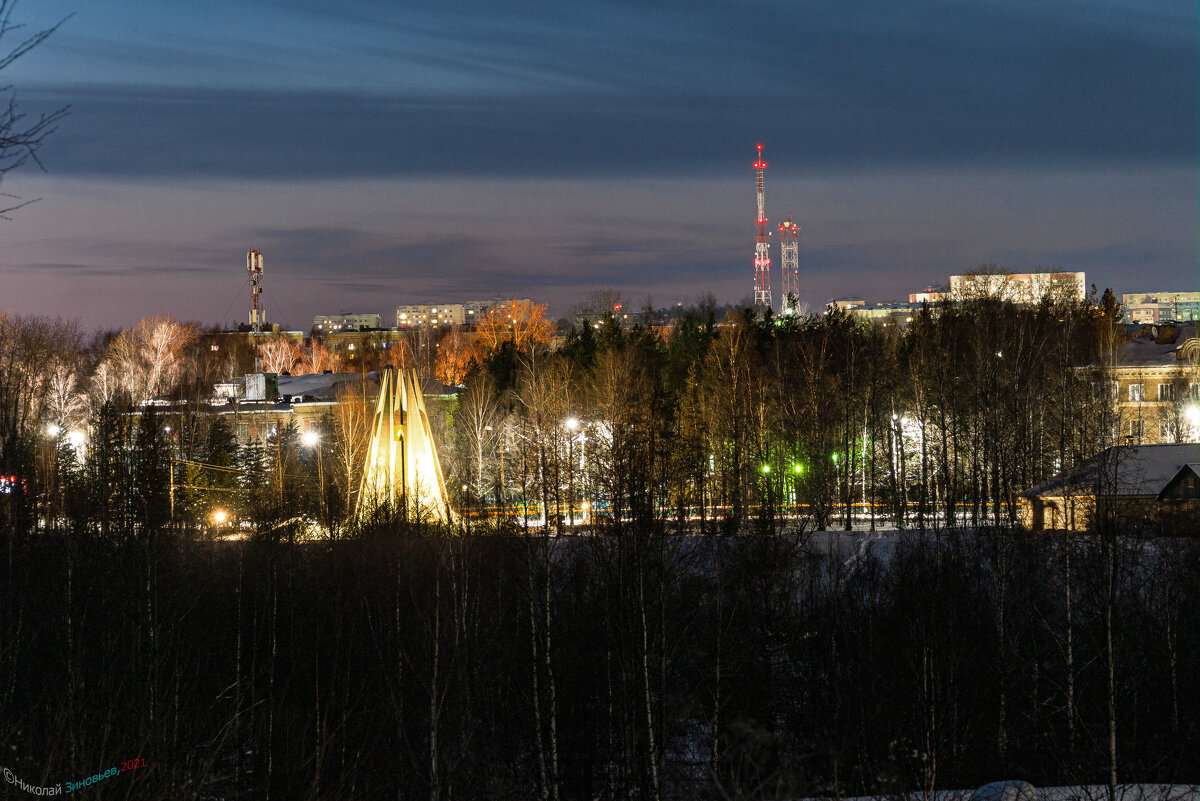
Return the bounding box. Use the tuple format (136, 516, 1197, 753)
(0, 0, 1194, 331)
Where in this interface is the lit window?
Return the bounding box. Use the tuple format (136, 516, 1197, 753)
(1128, 384, 1145, 402)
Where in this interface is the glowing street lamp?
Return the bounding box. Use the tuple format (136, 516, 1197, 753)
(46, 423, 61, 438)
(1186, 404, 1200, 441)
(211, 509, 228, 525)
(564, 417, 581, 526)
(302, 429, 325, 523)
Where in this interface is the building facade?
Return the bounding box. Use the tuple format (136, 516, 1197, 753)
(395, 298, 533, 330)
(1122, 292, 1200, 324)
(199, 328, 305, 376)
(949, 271, 1086, 304)
(908, 288, 945, 304)
(312, 313, 382, 333)
(1110, 325, 1200, 445)
(396, 304, 466, 328)
(323, 328, 407, 367)
(829, 298, 921, 326)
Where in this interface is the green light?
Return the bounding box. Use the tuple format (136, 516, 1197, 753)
(761, 464, 771, 474)
(831, 453, 839, 463)
(793, 464, 803, 474)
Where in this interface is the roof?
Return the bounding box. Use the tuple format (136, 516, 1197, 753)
(1114, 336, 1179, 366)
(1156, 463, 1200, 501)
(268, 370, 455, 402)
(1022, 444, 1200, 498)
(277, 372, 375, 401)
(1112, 324, 1199, 367)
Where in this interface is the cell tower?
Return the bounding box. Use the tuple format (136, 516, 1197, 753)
(247, 249, 264, 334)
(779, 217, 800, 315)
(752, 144, 772, 308)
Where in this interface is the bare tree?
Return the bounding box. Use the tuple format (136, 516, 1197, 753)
(295, 339, 341, 375)
(0, 1, 70, 218)
(478, 300, 555, 354)
(42, 356, 86, 430)
(257, 337, 302, 375)
(101, 315, 197, 403)
(332, 378, 370, 520)
(456, 372, 501, 512)
(435, 329, 478, 386)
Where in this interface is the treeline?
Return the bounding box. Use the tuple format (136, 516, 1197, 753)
(0, 292, 1126, 537)
(450, 292, 1124, 533)
(1, 528, 1196, 798)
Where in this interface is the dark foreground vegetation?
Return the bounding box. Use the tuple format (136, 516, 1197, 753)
(2, 525, 1197, 800)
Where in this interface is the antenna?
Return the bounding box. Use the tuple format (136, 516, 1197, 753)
(752, 144, 771, 309)
(247, 248, 264, 373)
(247, 249, 264, 334)
(779, 217, 800, 315)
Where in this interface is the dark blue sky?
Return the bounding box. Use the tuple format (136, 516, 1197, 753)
(2, 0, 1195, 330)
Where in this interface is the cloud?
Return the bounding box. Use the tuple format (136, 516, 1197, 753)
(17, 0, 1192, 180)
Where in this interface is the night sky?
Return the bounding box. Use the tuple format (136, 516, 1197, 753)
(1, 0, 1195, 331)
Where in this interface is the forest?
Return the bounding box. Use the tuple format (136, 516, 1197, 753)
(1, 294, 1197, 799)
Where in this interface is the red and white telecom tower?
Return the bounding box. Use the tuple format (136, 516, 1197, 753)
(779, 217, 800, 315)
(752, 144, 772, 309)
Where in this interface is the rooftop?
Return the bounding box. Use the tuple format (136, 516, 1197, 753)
(1022, 444, 1200, 498)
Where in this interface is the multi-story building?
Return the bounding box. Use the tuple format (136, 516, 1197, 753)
(312, 313, 382, 333)
(829, 298, 921, 327)
(323, 328, 407, 367)
(199, 328, 305, 376)
(464, 298, 531, 324)
(949, 271, 1086, 304)
(1122, 292, 1200, 324)
(908, 287, 945, 304)
(396, 304, 466, 328)
(1110, 323, 1200, 445)
(396, 298, 533, 330)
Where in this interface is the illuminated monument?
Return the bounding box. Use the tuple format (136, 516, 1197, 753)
(358, 366, 453, 523)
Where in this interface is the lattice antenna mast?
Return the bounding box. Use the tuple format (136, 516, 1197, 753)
(247, 249, 264, 334)
(247, 248, 264, 373)
(779, 217, 800, 315)
(752, 144, 772, 309)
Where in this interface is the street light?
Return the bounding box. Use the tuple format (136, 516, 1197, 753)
(301, 429, 325, 527)
(564, 417, 579, 527)
(1182, 404, 1200, 442)
(46, 423, 61, 438)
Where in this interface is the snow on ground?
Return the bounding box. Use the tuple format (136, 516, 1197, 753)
(807, 783, 1197, 801)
